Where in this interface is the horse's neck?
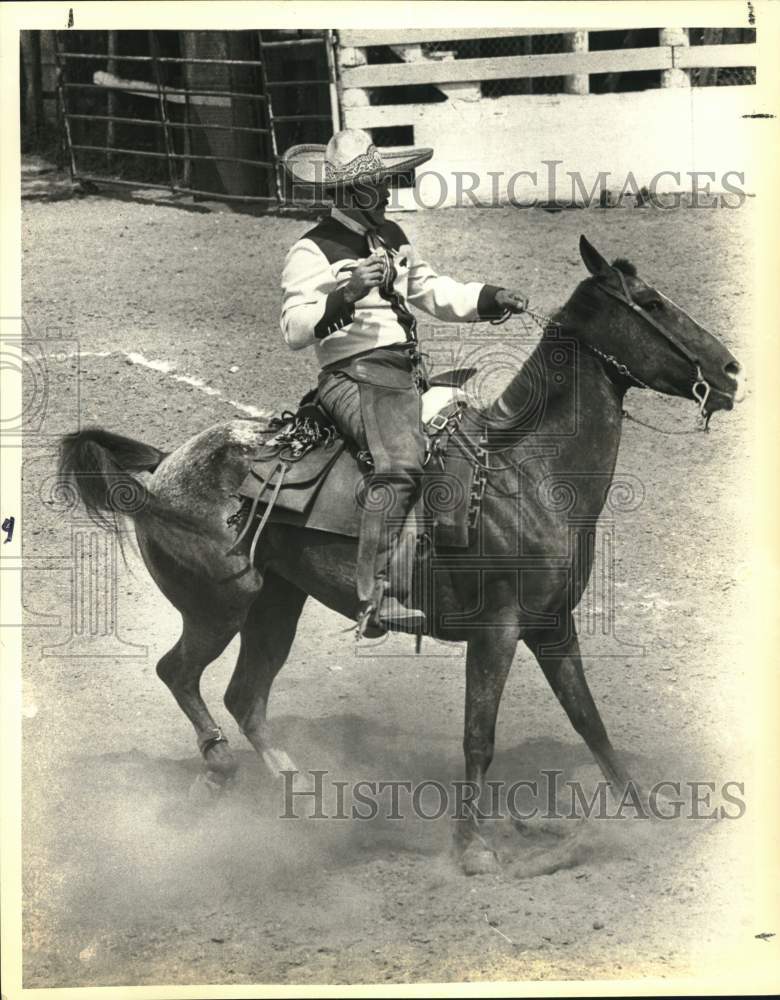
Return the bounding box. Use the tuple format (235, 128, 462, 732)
(487, 331, 626, 478)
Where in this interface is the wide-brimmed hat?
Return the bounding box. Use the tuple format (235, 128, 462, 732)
(281, 128, 433, 190)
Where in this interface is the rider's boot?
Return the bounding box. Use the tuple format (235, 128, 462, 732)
(357, 589, 425, 637)
(375, 592, 425, 632)
(356, 479, 426, 636)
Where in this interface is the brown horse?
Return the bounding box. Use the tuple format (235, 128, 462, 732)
(58, 237, 743, 874)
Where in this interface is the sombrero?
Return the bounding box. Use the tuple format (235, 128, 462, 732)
(281, 128, 433, 190)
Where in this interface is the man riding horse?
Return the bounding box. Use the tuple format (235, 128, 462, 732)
(280, 129, 529, 635)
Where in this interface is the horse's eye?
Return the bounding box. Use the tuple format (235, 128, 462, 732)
(644, 300, 663, 312)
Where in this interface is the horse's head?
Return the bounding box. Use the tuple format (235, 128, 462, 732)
(570, 235, 744, 419)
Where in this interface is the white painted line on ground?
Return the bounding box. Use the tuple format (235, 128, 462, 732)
(124, 351, 174, 374)
(63, 348, 274, 419)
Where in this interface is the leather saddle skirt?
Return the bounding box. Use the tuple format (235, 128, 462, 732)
(232, 369, 480, 550)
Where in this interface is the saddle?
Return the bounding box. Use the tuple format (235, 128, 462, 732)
(228, 368, 486, 564)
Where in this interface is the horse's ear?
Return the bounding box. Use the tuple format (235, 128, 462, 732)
(579, 235, 611, 278)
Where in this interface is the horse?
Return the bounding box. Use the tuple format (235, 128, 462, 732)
(57, 236, 743, 875)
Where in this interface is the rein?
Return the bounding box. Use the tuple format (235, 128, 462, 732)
(585, 342, 712, 434)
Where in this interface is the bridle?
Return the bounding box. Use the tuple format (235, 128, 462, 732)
(590, 268, 713, 428)
(489, 276, 715, 434)
(452, 269, 724, 481)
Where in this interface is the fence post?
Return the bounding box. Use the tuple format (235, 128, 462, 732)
(325, 29, 342, 132)
(106, 30, 117, 170)
(338, 44, 370, 125)
(660, 27, 690, 87)
(148, 30, 178, 195)
(20, 30, 43, 143)
(563, 31, 589, 95)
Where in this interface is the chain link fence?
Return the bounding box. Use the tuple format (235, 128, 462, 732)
(687, 27, 756, 86)
(424, 34, 568, 96)
(362, 28, 756, 102)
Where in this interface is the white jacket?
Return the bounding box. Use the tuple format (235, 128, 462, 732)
(280, 208, 502, 368)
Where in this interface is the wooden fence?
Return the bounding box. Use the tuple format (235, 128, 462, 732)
(334, 28, 757, 209)
(337, 27, 756, 113)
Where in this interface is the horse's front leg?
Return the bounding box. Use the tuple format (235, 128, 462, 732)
(457, 618, 519, 875)
(523, 612, 634, 798)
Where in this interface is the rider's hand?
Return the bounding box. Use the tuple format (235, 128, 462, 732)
(495, 288, 529, 314)
(343, 253, 386, 303)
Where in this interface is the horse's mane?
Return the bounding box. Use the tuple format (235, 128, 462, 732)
(611, 258, 637, 277)
(481, 258, 638, 430)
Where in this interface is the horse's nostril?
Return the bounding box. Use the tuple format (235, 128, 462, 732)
(728, 362, 747, 403)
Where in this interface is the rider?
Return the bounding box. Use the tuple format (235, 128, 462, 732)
(280, 129, 528, 634)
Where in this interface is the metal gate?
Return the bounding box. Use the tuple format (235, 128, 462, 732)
(53, 29, 339, 206)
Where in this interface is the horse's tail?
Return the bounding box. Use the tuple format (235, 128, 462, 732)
(58, 427, 197, 534)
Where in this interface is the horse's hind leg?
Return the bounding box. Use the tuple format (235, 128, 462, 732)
(224, 571, 307, 780)
(157, 616, 240, 789)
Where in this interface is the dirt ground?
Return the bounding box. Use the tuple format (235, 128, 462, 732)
(19, 191, 764, 989)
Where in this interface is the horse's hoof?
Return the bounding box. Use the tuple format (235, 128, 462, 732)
(509, 835, 590, 879)
(461, 844, 500, 876)
(203, 741, 237, 778)
(188, 769, 231, 804)
(261, 747, 300, 780)
(512, 816, 583, 841)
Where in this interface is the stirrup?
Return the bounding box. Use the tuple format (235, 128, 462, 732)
(375, 596, 426, 633)
(355, 602, 385, 640)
